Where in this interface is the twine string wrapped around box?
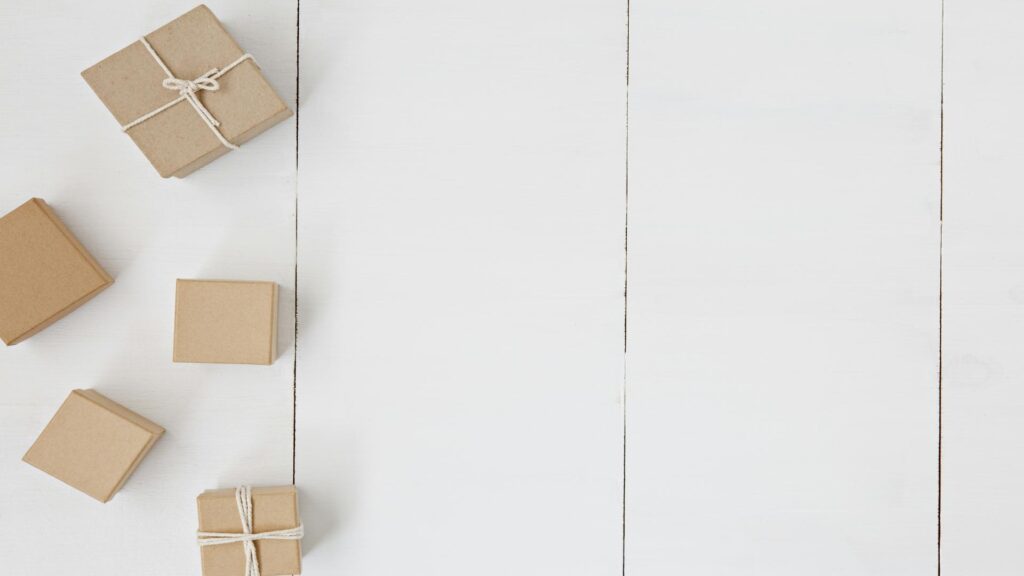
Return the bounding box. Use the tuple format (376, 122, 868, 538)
(121, 37, 256, 150)
(197, 485, 304, 576)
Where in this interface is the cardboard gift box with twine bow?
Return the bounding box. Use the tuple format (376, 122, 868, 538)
(197, 485, 303, 576)
(82, 4, 292, 178)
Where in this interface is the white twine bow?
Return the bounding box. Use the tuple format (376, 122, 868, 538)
(121, 37, 256, 151)
(197, 486, 304, 576)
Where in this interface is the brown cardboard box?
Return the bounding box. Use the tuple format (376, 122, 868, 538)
(82, 5, 292, 178)
(174, 279, 278, 365)
(0, 198, 113, 345)
(22, 389, 164, 502)
(197, 486, 302, 576)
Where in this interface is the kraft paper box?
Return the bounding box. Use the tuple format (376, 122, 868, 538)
(174, 279, 278, 365)
(198, 486, 302, 576)
(23, 389, 164, 502)
(82, 5, 292, 178)
(0, 198, 113, 345)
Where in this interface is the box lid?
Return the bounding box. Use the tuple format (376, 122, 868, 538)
(198, 486, 302, 576)
(173, 279, 278, 365)
(0, 199, 112, 345)
(22, 389, 164, 502)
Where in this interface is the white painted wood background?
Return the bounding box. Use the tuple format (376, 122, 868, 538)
(0, 1, 1014, 574)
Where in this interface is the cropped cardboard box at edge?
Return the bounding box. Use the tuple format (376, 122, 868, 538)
(0, 198, 113, 345)
(82, 4, 292, 178)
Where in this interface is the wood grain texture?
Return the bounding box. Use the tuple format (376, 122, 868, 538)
(295, 1, 626, 573)
(0, 2, 297, 573)
(626, 1, 942, 574)
(942, 1, 1024, 574)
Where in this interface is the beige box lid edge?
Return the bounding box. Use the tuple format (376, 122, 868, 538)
(21, 390, 163, 503)
(3, 199, 114, 345)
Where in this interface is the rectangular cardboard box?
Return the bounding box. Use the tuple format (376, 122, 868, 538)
(82, 5, 292, 178)
(0, 198, 113, 345)
(197, 486, 302, 576)
(23, 389, 164, 502)
(174, 279, 279, 365)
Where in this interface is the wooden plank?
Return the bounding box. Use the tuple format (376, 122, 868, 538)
(625, 2, 942, 573)
(942, 2, 1024, 573)
(0, 2, 297, 573)
(295, 0, 626, 573)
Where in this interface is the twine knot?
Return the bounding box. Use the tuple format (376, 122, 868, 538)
(121, 37, 257, 150)
(197, 486, 304, 576)
(162, 71, 221, 96)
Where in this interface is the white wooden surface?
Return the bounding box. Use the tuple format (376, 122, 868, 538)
(0, 0, 1017, 574)
(626, 2, 942, 575)
(942, 1, 1024, 574)
(295, 1, 625, 573)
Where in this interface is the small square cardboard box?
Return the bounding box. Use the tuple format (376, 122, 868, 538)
(0, 198, 113, 345)
(174, 279, 278, 365)
(197, 486, 303, 576)
(23, 389, 164, 502)
(82, 4, 292, 178)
